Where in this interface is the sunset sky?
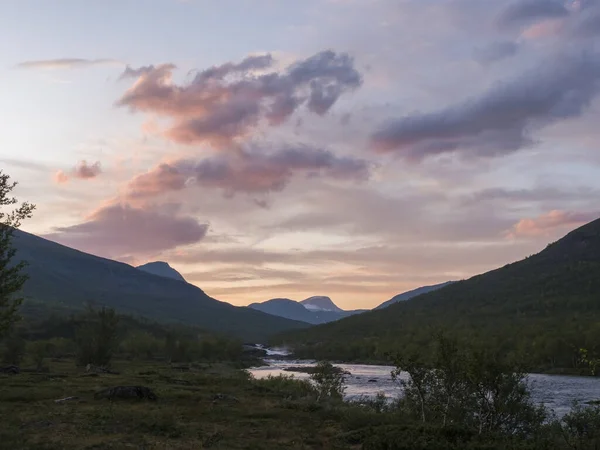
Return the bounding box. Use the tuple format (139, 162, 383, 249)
(2, 0, 600, 309)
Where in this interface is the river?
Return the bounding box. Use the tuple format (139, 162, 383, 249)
(249, 357, 600, 417)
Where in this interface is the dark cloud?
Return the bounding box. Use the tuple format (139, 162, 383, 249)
(127, 144, 370, 198)
(54, 161, 102, 184)
(370, 51, 600, 160)
(44, 203, 208, 259)
(116, 50, 362, 147)
(17, 58, 122, 70)
(474, 41, 519, 64)
(192, 54, 274, 83)
(497, 0, 569, 30)
(568, 2, 600, 37)
(119, 64, 171, 79)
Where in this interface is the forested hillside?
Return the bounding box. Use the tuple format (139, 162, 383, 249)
(276, 218, 600, 371)
(12, 231, 309, 341)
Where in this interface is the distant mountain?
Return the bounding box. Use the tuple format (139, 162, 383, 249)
(375, 281, 455, 310)
(137, 261, 186, 283)
(277, 218, 600, 369)
(249, 296, 365, 325)
(300, 296, 344, 312)
(12, 231, 309, 341)
(248, 299, 318, 323)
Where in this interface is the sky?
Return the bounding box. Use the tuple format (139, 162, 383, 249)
(1, 0, 600, 309)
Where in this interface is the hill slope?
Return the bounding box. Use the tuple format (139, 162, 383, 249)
(137, 261, 187, 282)
(12, 231, 309, 341)
(277, 218, 600, 369)
(375, 281, 455, 310)
(249, 296, 366, 324)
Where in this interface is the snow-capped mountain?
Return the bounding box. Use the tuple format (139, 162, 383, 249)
(249, 296, 365, 324)
(300, 296, 344, 312)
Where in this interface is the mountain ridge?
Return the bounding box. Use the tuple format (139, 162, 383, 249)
(12, 230, 309, 341)
(249, 296, 365, 324)
(375, 281, 455, 310)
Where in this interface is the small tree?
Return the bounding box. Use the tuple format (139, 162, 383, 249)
(0, 171, 35, 339)
(310, 361, 346, 401)
(76, 306, 120, 367)
(391, 334, 545, 436)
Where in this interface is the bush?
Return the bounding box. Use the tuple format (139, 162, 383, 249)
(253, 374, 317, 400)
(391, 334, 546, 436)
(560, 402, 600, 449)
(76, 306, 120, 367)
(310, 361, 346, 401)
(121, 331, 163, 360)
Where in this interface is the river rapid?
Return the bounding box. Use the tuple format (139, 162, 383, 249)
(249, 357, 600, 417)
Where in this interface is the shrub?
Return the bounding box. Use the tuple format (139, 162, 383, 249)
(560, 402, 600, 449)
(76, 306, 120, 367)
(253, 374, 317, 400)
(121, 331, 163, 360)
(310, 361, 346, 401)
(391, 334, 546, 436)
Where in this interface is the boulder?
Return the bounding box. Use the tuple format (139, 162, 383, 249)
(94, 386, 157, 401)
(0, 365, 19, 375)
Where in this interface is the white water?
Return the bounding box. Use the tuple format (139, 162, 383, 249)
(250, 358, 600, 417)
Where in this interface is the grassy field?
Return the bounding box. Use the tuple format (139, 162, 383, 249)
(2, 357, 600, 450)
(0, 358, 370, 450)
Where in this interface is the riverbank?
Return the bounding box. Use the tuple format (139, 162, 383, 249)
(261, 348, 597, 377)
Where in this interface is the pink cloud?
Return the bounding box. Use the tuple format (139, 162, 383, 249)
(53, 170, 70, 184)
(116, 51, 362, 148)
(43, 202, 208, 260)
(507, 210, 598, 238)
(521, 18, 565, 39)
(125, 144, 370, 199)
(53, 160, 102, 184)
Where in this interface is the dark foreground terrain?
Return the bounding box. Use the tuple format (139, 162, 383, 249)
(1, 357, 600, 450)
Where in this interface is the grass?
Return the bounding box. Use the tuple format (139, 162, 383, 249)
(2, 357, 598, 449)
(0, 358, 366, 449)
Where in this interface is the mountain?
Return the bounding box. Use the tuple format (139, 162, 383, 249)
(276, 218, 600, 369)
(12, 230, 309, 341)
(248, 298, 318, 323)
(375, 281, 455, 310)
(300, 296, 344, 312)
(249, 296, 366, 325)
(137, 261, 186, 282)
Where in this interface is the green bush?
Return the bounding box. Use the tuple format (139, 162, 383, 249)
(559, 402, 600, 449)
(76, 306, 120, 367)
(391, 334, 546, 436)
(310, 361, 346, 401)
(121, 331, 164, 360)
(253, 374, 317, 400)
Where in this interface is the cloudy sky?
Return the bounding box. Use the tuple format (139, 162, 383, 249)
(2, 0, 600, 309)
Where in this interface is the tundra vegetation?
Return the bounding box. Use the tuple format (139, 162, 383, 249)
(1, 321, 600, 449)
